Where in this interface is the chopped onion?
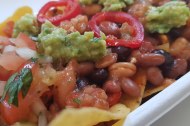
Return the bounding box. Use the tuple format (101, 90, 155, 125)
(9, 38, 16, 44)
(38, 112, 47, 126)
(0, 81, 6, 96)
(38, 55, 53, 63)
(32, 99, 47, 116)
(16, 47, 37, 60)
(3, 45, 17, 53)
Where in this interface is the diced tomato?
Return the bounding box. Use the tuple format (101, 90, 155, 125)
(0, 36, 13, 46)
(0, 52, 26, 71)
(3, 21, 14, 37)
(12, 33, 36, 50)
(0, 67, 12, 81)
(107, 92, 122, 107)
(0, 93, 33, 125)
(0, 60, 50, 125)
(54, 60, 77, 108)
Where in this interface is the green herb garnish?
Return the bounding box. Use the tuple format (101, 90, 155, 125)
(0, 68, 33, 107)
(73, 98, 81, 104)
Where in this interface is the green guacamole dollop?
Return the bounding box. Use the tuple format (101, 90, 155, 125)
(13, 14, 39, 37)
(79, 0, 134, 11)
(145, 1, 190, 33)
(38, 22, 107, 63)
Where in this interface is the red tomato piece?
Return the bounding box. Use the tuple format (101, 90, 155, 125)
(13, 33, 36, 50)
(0, 52, 26, 71)
(0, 36, 13, 46)
(3, 21, 14, 37)
(0, 93, 33, 125)
(53, 60, 76, 108)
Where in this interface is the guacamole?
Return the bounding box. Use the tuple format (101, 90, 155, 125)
(79, 0, 96, 5)
(80, 0, 134, 11)
(38, 22, 107, 63)
(13, 14, 39, 37)
(145, 1, 190, 33)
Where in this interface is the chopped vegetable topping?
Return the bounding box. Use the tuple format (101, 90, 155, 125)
(0, 67, 33, 106)
(13, 14, 39, 37)
(145, 1, 190, 33)
(38, 22, 107, 63)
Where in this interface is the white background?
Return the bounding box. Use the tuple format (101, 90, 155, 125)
(0, 0, 190, 126)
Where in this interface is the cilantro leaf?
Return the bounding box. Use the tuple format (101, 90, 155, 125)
(0, 68, 33, 107)
(73, 98, 81, 104)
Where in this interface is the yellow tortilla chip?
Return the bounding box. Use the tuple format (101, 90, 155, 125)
(11, 122, 36, 126)
(49, 104, 130, 126)
(121, 68, 147, 111)
(112, 119, 124, 126)
(0, 6, 33, 36)
(143, 78, 175, 98)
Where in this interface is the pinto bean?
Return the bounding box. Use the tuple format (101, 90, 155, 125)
(147, 67, 164, 86)
(120, 78, 141, 97)
(77, 62, 95, 76)
(103, 80, 121, 93)
(182, 27, 190, 41)
(81, 4, 102, 16)
(170, 37, 190, 60)
(136, 53, 165, 67)
(109, 62, 137, 78)
(99, 21, 120, 37)
(103, 80, 122, 107)
(139, 41, 155, 53)
(95, 53, 117, 68)
(168, 58, 188, 79)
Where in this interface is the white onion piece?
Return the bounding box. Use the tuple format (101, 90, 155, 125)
(38, 56, 53, 63)
(0, 81, 6, 96)
(3, 45, 17, 53)
(9, 38, 16, 44)
(38, 112, 47, 126)
(16, 47, 37, 60)
(32, 99, 47, 116)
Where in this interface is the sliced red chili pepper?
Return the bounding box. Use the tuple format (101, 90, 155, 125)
(37, 0, 81, 25)
(88, 12, 144, 48)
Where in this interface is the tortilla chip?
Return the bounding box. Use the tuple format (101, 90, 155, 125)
(121, 68, 147, 111)
(11, 122, 36, 126)
(49, 104, 130, 126)
(112, 119, 124, 126)
(143, 78, 175, 98)
(0, 6, 33, 36)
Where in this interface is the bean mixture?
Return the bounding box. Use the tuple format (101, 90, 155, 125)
(0, 0, 190, 126)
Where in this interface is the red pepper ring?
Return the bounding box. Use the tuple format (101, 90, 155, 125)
(88, 12, 144, 49)
(37, 0, 81, 26)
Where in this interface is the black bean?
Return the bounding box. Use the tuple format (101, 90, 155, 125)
(111, 46, 131, 62)
(89, 69, 108, 86)
(152, 49, 174, 76)
(168, 27, 184, 41)
(76, 77, 89, 90)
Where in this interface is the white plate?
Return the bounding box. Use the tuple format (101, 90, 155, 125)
(0, 0, 190, 126)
